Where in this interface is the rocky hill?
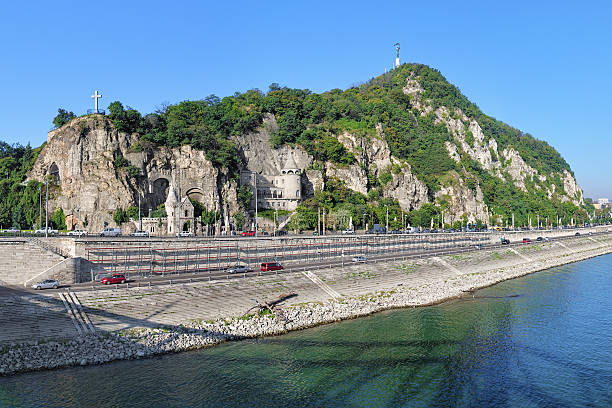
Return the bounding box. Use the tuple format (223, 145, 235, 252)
(23, 64, 586, 233)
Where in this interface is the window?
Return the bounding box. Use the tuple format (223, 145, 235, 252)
(296, 190, 300, 198)
(185, 210, 188, 217)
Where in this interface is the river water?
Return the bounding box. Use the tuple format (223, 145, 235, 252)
(1, 254, 611, 407)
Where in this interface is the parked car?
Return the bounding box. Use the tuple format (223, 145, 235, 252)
(67, 229, 87, 236)
(342, 229, 355, 235)
(100, 274, 127, 285)
(536, 236, 543, 241)
(130, 230, 150, 237)
(176, 231, 194, 237)
(352, 255, 367, 263)
(241, 230, 255, 237)
(260, 262, 283, 272)
(522, 238, 532, 243)
(544, 237, 550, 241)
(575, 232, 581, 236)
(501, 238, 510, 245)
(2, 227, 20, 234)
(31, 279, 59, 290)
(34, 227, 58, 235)
(227, 264, 251, 274)
(99, 227, 122, 237)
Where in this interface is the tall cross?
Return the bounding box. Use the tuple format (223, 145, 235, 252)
(91, 90, 102, 113)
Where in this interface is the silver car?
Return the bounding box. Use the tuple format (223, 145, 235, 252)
(31, 279, 59, 290)
(352, 255, 367, 263)
(227, 265, 250, 274)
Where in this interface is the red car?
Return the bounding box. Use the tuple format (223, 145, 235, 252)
(522, 238, 532, 243)
(100, 274, 127, 285)
(260, 262, 283, 272)
(241, 230, 255, 237)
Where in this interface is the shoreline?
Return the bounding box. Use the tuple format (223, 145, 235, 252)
(1, 238, 611, 377)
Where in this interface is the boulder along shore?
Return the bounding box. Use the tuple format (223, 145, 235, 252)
(1, 236, 611, 376)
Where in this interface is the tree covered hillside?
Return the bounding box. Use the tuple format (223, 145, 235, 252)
(37, 63, 589, 230)
(0, 142, 67, 230)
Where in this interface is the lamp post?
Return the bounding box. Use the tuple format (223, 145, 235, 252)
(38, 185, 42, 230)
(252, 172, 258, 237)
(385, 206, 389, 233)
(363, 213, 367, 232)
(45, 177, 49, 238)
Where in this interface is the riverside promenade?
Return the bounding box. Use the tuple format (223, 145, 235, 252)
(1, 233, 611, 375)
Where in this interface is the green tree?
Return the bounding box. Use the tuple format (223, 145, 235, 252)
(237, 185, 253, 210)
(53, 109, 76, 128)
(233, 212, 245, 230)
(51, 207, 66, 230)
(127, 206, 139, 220)
(113, 208, 129, 225)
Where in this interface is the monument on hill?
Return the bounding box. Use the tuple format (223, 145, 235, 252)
(89, 90, 103, 114)
(394, 43, 400, 69)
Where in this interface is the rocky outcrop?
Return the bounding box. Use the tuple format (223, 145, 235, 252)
(28, 116, 232, 233)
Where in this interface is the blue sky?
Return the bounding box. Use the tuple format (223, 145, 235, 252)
(1, 1, 610, 198)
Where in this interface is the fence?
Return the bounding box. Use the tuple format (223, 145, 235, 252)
(85, 233, 490, 281)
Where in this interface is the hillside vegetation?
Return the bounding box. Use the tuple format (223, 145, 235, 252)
(13, 63, 593, 230)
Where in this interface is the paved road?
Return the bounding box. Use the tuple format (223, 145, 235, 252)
(3, 232, 605, 297)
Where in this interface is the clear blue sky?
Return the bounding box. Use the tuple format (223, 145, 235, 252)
(1, 1, 610, 198)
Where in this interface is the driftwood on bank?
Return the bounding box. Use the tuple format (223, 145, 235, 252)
(245, 292, 298, 316)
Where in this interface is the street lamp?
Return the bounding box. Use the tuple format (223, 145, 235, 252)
(45, 176, 49, 238)
(38, 185, 42, 230)
(385, 206, 389, 233)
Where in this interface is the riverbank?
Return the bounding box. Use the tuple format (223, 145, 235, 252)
(1, 235, 611, 376)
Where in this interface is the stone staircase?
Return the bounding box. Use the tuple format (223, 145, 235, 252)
(0, 240, 65, 285)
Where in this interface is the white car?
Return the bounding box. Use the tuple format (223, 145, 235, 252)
(226, 265, 251, 274)
(176, 231, 194, 237)
(31, 279, 60, 290)
(35, 228, 58, 235)
(352, 255, 367, 263)
(67, 229, 87, 236)
(342, 229, 355, 235)
(99, 227, 122, 237)
(130, 231, 150, 237)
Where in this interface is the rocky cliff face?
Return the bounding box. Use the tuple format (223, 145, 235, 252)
(28, 116, 232, 233)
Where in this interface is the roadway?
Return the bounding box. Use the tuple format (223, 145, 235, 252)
(3, 230, 606, 297)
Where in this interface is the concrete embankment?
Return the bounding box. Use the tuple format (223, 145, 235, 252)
(1, 234, 611, 376)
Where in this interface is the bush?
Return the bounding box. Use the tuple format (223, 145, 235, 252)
(113, 208, 129, 225)
(53, 109, 76, 128)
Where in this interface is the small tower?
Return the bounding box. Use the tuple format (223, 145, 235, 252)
(394, 43, 400, 69)
(281, 154, 302, 210)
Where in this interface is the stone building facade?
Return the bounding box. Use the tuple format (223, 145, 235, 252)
(239, 155, 303, 211)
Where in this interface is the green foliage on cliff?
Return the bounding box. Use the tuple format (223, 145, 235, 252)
(0, 142, 44, 229)
(52, 108, 76, 128)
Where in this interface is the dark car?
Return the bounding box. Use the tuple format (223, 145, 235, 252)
(575, 232, 581, 236)
(100, 274, 127, 285)
(536, 237, 543, 241)
(260, 262, 283, 272)
(501, 238, 510, 245)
